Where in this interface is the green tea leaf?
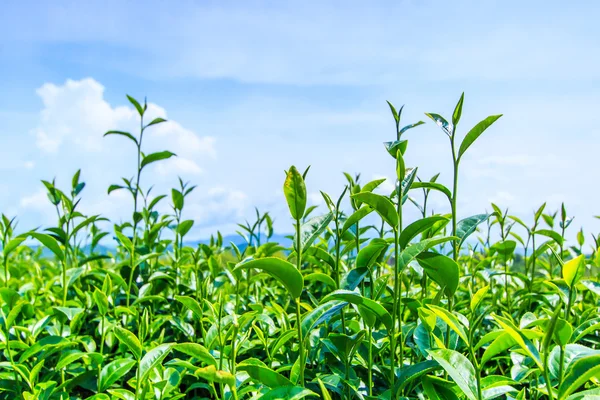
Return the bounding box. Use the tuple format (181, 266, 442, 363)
(299, 213, 333, 250)
(452, 93, 464, 127)
(425, 113, 452, 137)
(457, 114, 502, 159)
(399, 216, 449, 249)
(93, 288, 109, 316)
(321, 289, 393, 331)
(139, 343, 173, 381)
(427, 305, 469, 345)
(481, 332, 516, 366)
(145, 117, 167, 128)
(195, 365, 235, 387)
(470, 285, 489, 312)
(29, 232, 64, 260)
(177, 220, 194, 237)
(260, 386, 318, 400)
(237, 358, 293, 387)
(533, 229, 564, 246)
(341, 206, 373, 235)
(174, 343, 216, 367)
(140, 151, 176, 170)
(428, 349, 478, 400)
(114, 327, 142, 360)
(283, 166, 307, 220)
(410, 182, 452, 202)
(103, 130, 139, 146)
(398, 236, 458, 270)
(351, 192, 398, 228)
(303, 273, 336, 289)
(234, 257, 304, 299)
(563, 255, 585, 288)
(98, 358, 136, 393)
(356, 239, 388, 269)
(558, 354, 600, 400)
(126, 95, 144, 116)
(457, 214, 491, 248)
(493, 314, 543, 369)
(3, 235, 27, 257)
(301, 300, 346, 339)
(417, 252, 459, 296)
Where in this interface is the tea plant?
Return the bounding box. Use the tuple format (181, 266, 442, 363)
(0, 93, 599, 400)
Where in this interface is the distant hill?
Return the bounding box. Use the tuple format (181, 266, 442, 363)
(189, 233, 293, 251)
(32, 233, 293, 258)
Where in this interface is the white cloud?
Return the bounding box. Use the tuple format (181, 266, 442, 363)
(34, 78, 134, 153)
(7, 78, 240, 235)
(308, 192, 323, 206)
(155, 158, 203, 176)
(185, 187, 249, 237)
(474, 154, 535, 167)
(489, 191, 516, 206)
(19, 189, 55, 225)
(371, 175, 395, 195)
(149, 117, 217, 160)
(20, 188, 48, 210)
(31, 79, 216, 179)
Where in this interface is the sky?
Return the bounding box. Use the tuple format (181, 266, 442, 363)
(0, 0, 599, 245)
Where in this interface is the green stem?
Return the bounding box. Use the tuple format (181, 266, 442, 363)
(135, 359, 141, 399)
(128, 116, 144, 308)
(195, 264, 205, 343)
(126, 255, 136, 308)
(447, 137, 459, 349)
(468, 317, 482, 400)
(543, 342, 555, 400)
(62, 259, 67, 306)
(295, 299, 305, 386)
(5, 323, 21, 397)
(505, 262, 511, 314)
(295, 218, 305, 386)
(451, 141, 459, 261)
(334, 214, 347, 333)
(558, 345, 566, 388)
(529, 232, 537, 305)
(390, 228, 399, 389)
(3, 256, 7, 287)
(368, 326, 373, 397)
(543, 367, 554, 400)
(231, 326, 239, 374)
(560, 225, 565, 277)
(100, 315, 105, 355)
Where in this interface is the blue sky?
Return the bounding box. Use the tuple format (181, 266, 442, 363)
(1, 1, 599, 244)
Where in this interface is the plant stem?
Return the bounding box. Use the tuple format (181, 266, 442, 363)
(450, 139, 459, 261)
(543, 367, 554, 400)
(447, 136, 459, 348)
(3, 256, 7, 287)
(543, 342, 555, 400)
(100, 315, 105, 355)
(295, 299, 305, 386)
(62, 260, 67, 306)
(135, 359, 141, 399)
(295, 218, 305, 386)
(505, 262, 511, 314)
(368, 326, 373, 397)
(390, 228, 399, 389)
(128, 116, 144, 308)
(334, 212, 347, 332)
(5, 323, 21, 396)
